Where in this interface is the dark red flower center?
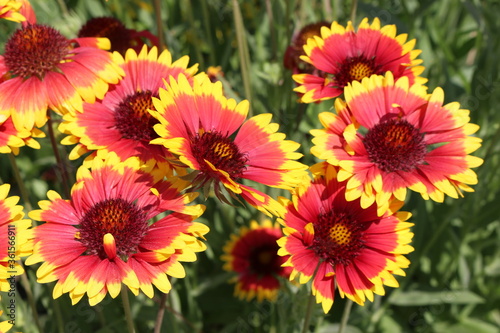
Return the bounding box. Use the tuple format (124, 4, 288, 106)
(248, 241, 282, 277)
(296, 22, 330, 46)
(78, 17, 131, 54)
(363, 118, 427, 173)
(191, 131, 248, 178)
(284, 22, 330, 75)
(4, 24, 70, 80)
(78, 198, 149, 259)
(333, 55, 382, 88)
(312, 210, 368, 266)
(114, 91, 160, 142)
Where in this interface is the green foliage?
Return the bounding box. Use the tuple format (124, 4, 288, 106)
(1, 0, 499, 332)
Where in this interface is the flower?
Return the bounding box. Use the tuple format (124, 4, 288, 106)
(59, 45, 199, 174)
(207, 66, 223, 83)
(293, 17, 426, 103)
(0, 0, 24, 22)
(0, 21, 124, 131)
(150, 74, 308, 216)
(283, 21, 330, 75)
(221, 219, 292, 302)
(26, 154, 208, 305)
(0, 115, 45, 154)
(0, 184, 32, 292)
(310, 73, 483, 209)
(277, 162, 414, 313)
(77, 16, 159, 55)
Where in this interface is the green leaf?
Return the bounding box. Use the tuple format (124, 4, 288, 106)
(390, 290, 485, 306)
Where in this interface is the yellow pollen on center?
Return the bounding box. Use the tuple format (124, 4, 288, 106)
(212, 142, 234, 159)
(385, 126, 411, 145)
(329, 224, 351, 245)
(349, 62, 373, 81)
(130, 99, 154, 118)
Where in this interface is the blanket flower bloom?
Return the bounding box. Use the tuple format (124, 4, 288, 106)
(310, 73, 483, 209)
(277, 163, 414, 313)
(293, 17, 426, 103)
(78, 16, 159, 55)
(0, 21, 124, 131)
(59, 45, 198, 174)
(26, 154, 208, 305)
(0, 115, 45, 154)
(0, 0, 25, 22)
(0, 184, 32, 292)
(221, 219, 292, 302)
(150, 74, 308, 216)
(284, 21, 330, 75)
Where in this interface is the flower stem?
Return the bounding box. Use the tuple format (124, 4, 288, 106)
(153, 293, 168, 333)
(7, 153, 32, 212)
(52, 296, 65, 333)
(349, 0, 358, 24)
(301, 293, 316, 333)
(200, 0, 216, 65)
(301, 262, 322, 333)
(47, 115, 70, 198)
(338, 299, 353, 333)
(232, 0, 253, 116)
(265, 0, 277, 61)
(121, 286, 136, 333)
(19, 271, 43, 333)
(56, 0, 69, 17)
(153, 0, 166, 51)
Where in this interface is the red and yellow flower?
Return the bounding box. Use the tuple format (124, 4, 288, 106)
(277, 162, 413, 313)
(221, 219, 292, 302)
(0, 0, 24, 22)
(26, 153, 208, 305)
(0, 184, 32, 292)
(293, 17, 425, 103)
(0, 115, 44, 154)
(0, 19, 123, 131)
(77, 16, 159, 55)
(311, 73, 483, 209)
(150, 74, 308, 216)
(283, 21, 330, 75)
(59, 45, 198, 174)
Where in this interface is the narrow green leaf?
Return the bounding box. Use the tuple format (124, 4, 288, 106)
(390, 290, 485, 306)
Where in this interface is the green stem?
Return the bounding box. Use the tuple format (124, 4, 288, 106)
(51, 295, 64, 333)
(153, 293, 168, 333)
(121, 286, 136, 333)
(95, 304, 107, 328)
(19, 271, 43, 333)
(7, 153, 32, 212)
(200, 0, 216, 65)
(323, 0, 333, 21)
(265, 0, 277, 61)
(338, 300, 354, 333)
(56, 0, 69, 17)
(349, 0, 358, 24)
(301, 293, 316, 333)
(184, 0, 205, 68)
(232, 0, 253, 115)
(47, 115, 70, 199)
(301, 262, 322, 333)
(153, 0, 166, 50)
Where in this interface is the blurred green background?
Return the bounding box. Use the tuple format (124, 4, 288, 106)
(1, 0, 499, 332)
